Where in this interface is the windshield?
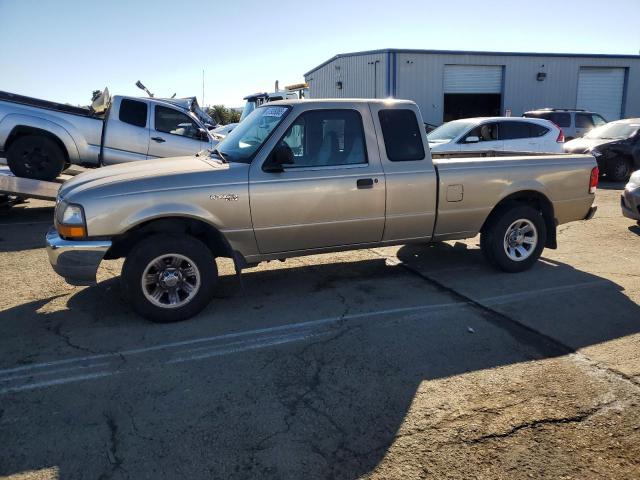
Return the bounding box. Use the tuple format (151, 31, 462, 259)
(427, 121, 475, 142)
(585, 122, 640, 140)
(215, 105, 290, 163)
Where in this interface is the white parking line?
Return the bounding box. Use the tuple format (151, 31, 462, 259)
(0, 279, 607, 395)
(0, 301, 463, 394)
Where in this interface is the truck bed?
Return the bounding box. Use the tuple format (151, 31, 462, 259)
(0, 91, 102, 119)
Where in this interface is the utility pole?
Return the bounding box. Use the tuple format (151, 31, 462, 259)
(202, 69, 205, 107)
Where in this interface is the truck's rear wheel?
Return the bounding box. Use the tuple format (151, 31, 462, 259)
(480, 205, 546, 273)
(7, 135, 66, 181)
(121, 234, 217, 323)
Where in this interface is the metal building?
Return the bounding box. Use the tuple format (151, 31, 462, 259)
(303, 49, 640, 125)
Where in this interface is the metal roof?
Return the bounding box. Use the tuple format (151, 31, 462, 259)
(304, 48, 640, 77)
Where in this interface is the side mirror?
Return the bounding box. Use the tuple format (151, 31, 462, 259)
(465, 135, 480, 143)
(264, 144, 294, 173)
(197, 128, 209, 141)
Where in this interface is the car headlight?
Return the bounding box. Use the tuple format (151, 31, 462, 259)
(57, 203, 87, 238)
(590, 148, 603, 157)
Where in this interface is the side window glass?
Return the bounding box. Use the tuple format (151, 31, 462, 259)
(592, 115, 607, 127)
(378, 109, 425, 161)
(119, 99, 147, 128)
(500, 121, 531, 140)
(465, 123, 498, 142)
(155, 106, 201, 140)
(277, 110, 367, 168)
(551, 113, 571, 128)
(575, 113, 595, 129)
(529, 123, 549, 137)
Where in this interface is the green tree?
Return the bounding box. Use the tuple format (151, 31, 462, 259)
(207, 105, 241, 125)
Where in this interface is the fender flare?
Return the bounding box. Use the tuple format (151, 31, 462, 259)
(0, 113, 82, 162)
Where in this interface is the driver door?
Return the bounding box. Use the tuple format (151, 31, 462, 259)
(147, 105, 210, 158)
(249, 107, 385, 254)
(459, 122, 503, 151)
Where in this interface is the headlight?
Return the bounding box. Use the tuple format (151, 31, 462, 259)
(590, 148, 603, 157)
(62, 204, 85, 225)
(57, 203, 87, 238)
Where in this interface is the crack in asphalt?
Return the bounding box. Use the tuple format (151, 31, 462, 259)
(101, 412, 129, 480)
(462, 399, 617, 444)
(251, 296, 371, 473)
(50, 322, 98, 354)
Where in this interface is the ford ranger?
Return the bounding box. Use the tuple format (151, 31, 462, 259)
(46, 99, 599, 322)
(0, 89, 217, 181)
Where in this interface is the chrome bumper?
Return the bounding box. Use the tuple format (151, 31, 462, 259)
(45, 227, 112, 286)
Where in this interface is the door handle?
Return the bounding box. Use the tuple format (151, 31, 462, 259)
(151, 136, 166, 143)
(357, 178, 375, 189)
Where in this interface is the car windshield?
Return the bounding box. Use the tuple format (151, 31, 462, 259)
(213, 106, 290, 163)
(585, 122, 640, 140)
(427, 121, 475, 142)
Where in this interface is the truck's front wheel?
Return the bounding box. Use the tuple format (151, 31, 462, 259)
(480, 205, 546, 273)
(122, 234, 217, 323)
(7, 134, 66, 181)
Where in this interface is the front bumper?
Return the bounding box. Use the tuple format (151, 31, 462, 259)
(621, 187, 640, 221)
(45, 227, 112, 286)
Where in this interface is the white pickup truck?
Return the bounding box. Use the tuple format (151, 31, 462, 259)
(0, 90, 217, 180)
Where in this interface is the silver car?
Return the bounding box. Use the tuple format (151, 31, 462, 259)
(621, 170, 640, 223)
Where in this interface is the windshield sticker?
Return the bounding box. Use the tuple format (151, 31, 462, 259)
(264, 107, 287, 117)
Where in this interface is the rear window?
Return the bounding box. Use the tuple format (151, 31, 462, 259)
(378, 109, 425, 161)
(119, 99, 147, 128)
(525, 111, 570, 128)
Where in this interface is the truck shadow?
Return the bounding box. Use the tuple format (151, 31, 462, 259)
(1, 243, 639, 479)
(0, 203, 54, 252)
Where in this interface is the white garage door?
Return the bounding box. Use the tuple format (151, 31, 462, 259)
(577, 67, 626, 121)
(444, 65, 503, 93)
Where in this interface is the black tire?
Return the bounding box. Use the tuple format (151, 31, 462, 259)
(121, 234, 217, 323)
(7, 134, 66, 181)
(605, 157, 632, 182)
(480, 205, 547, 273)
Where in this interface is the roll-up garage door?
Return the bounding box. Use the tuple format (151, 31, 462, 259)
(577, 67, 625, 121)
(443, 65, 503, 93)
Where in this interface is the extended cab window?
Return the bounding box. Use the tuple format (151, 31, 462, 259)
(378, 109, 425, 161)
(277, 109, 367, 167)
(155, 106, 201, 140)
(119, 99, 147, 128)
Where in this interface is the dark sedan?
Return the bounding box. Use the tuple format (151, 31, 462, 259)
(564, 119, 640, 182)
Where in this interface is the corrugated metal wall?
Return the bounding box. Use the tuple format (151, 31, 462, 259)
(305, 51, 640, 125)
(305, 52, 388, 99)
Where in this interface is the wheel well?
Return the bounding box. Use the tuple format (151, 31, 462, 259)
(481, 190, 557, 249)
(5, 126, 70, 163)
(105, 217, 237, 262)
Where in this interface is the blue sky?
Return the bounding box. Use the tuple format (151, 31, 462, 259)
(1, 0, 639, 107)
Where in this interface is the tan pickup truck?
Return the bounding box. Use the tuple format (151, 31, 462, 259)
(46, 99, 598, 322)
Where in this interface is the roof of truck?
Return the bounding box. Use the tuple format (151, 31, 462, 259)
(267, 98, 415, 106)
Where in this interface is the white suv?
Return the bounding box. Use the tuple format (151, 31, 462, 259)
(427, 117, 564, 153)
